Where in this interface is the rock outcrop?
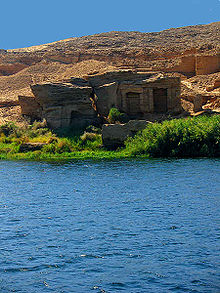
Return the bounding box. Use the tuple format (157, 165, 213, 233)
(20, 71, 182, 129)
(31, 80, 96, 129)
(89, 71, 182, 117)
(1, 22, 220, 77)
(18, 96, 42, 120)
(181, 73, 220, 113)
(19, 142, 47, 152)
(206, 79, 220, 92)
(102, 120, 150, 148)
(0, 22, 220, 125)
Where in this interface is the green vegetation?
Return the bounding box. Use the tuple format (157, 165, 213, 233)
(0, 115, 219, 161)
(0, 121, 129, 161)
(125, 115, 220, 158)
(108, 107, 128, 123)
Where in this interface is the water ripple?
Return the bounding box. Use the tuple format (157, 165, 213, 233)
(0, 159, 219, 292)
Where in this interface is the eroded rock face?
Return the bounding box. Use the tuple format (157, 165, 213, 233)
(2, 23, 220, 125)
(196, 55, 220, 75)
(93, 82, 118, 116)
(88, 71, 182, 117)
(18, 96, 42, 119)
(18, 70, 182, 129)
(102, 120, 150, 148)
(206, 79, 220, 92)
(31, 82, 96, 129)
(180, 79, 220, 113)
(2, 22, 220, 77)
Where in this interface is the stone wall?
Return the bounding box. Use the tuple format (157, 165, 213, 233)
(163, 55, 220, 77)
(165, 56, 196, 77)
(196, 55, 220, 75)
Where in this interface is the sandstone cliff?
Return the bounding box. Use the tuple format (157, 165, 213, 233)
(1, 22, 220, 76)
(0, 22, 219, 125)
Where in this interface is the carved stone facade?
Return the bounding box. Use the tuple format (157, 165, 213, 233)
(89, 71, 181, 117)
(117, 77, 181, 116)
(19, 70, 182, 128)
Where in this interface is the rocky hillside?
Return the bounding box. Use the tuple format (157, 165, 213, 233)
(7, 22, 220, 54)
(0, 22, 219, 125)
(1, 22, 220, 75)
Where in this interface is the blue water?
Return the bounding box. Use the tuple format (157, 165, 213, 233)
(0, 159, 219, 293)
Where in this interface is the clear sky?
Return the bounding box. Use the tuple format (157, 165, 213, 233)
(1, 0, 219, 49)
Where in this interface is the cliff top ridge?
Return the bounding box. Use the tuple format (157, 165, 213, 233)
(6, 21, 220, 55)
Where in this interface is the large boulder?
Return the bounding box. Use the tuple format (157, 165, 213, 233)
(19, 142, 47, 152)
(206, 79, 220, 92)
(102, 120, 150, 148)
(31, 82, 96, 129)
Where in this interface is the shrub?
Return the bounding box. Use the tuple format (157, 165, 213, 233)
(31, 119, 47, 131)
(55, 139, 72, 153)
(119, 113, 129, 123)
(80, 132, 102, 150)
(42, 143, 56, 154)
(125, 115, 220, 158)
(85, 125, 102, 134)
(0, 122, 20, 137)
(108, 108, 128, 124)
(48, 137, 58, 144)
(80, 132, 100, 142)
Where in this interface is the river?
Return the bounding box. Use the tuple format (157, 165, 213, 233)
(0, 159, 219, 292)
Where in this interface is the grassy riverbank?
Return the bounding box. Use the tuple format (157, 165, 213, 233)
(0, 115, 219, 161)
(0, 121, 129, 161)
(125, 115, 220, 158)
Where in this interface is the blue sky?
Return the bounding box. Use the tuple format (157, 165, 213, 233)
(1, 0, 219, 49)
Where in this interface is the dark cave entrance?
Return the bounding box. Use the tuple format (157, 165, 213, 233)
(153, 88, 168, 113)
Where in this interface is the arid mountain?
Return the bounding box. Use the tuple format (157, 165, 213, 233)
(7, 22, 220, 54)
(1, 21, 220, 75)
(0, 22, 219, 125)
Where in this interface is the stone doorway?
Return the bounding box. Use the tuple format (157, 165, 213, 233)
(153, 88, 168, 113)
(70, 110, 82, 127)
(126, 92, 141, 115)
